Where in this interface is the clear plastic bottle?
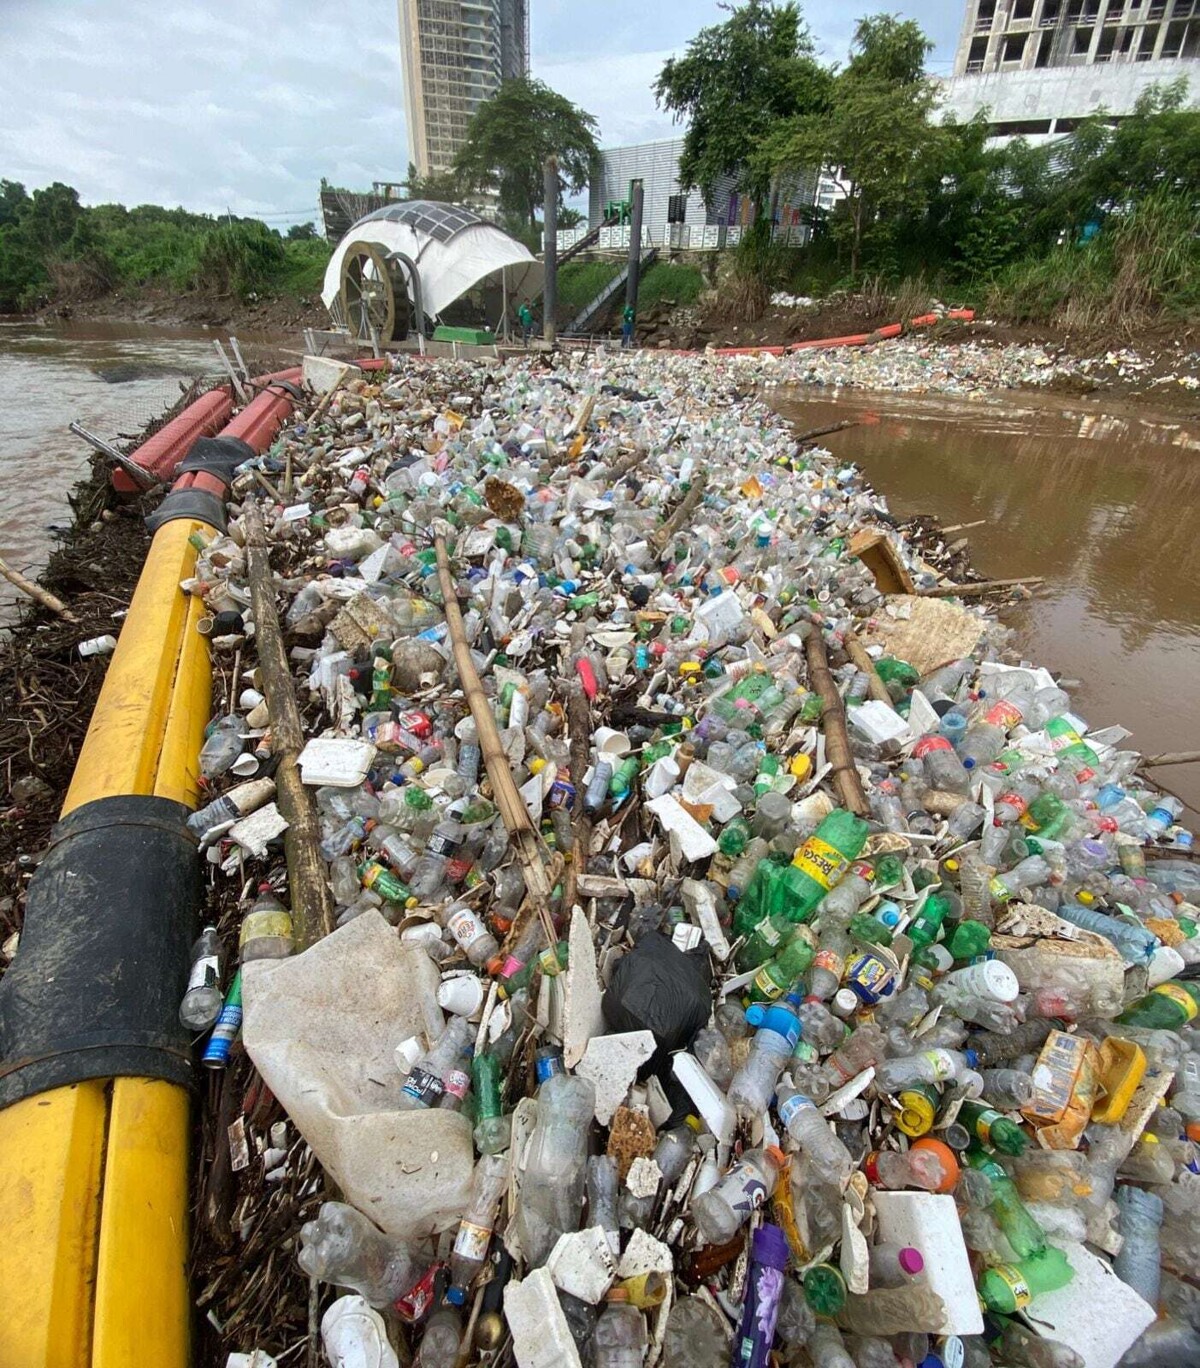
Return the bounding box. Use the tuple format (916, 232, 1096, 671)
(691, 1145, 785, 1245)
(298, 1200, 422, 1307)
(416, 1306, 462, 1367)
(180, 925, 223, 1031)
(587, 1155, 620, 1254)
(776, 1078, 853, 1182)
(868, 1242, 926, 1288)
(814, 861, 876, 923)
(593, 1299, 648, 1368)
(397, 1016, 473, 1111)
(440, 900, 499, 967)
(821, 1021, 886, 1086)
(980, 1067, 1035, 1110)
(199, 713, 243, 779)
(1114, 1184, 1164, 1308)
(514, 1069, 596, 1266)
(622, 1121, 696, 1229)
(663, 1295, 727, 1368)
(913, 734, 971, 794)
(873, 1049, 973, 1094)
(865, 1139, 959, 1193)
(240, 886, 294, 962)
(448, 1153, 508, 1301)
(727, 837, 769, 901)
(728, 994, 803, 1119)
(809, 1322, 856, 1368)
(965, 1152, 1047, 1258)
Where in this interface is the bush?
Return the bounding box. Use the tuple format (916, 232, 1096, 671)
(638, 262, 704, 309)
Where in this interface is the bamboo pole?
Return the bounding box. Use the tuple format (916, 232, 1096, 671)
(242, 500, 335, 948)
(1141, 750, 1200, 768)
(805, 628, 869, 817)
(0, 554, 79, 623)
(844, 628, 895, 709)
(919, 576, 1044, 598)
(434, 537, 556, 946)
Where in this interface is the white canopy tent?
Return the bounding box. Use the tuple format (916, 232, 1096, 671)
(321, 200, 543, 331)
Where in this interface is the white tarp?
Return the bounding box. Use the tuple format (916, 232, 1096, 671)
(322, 210, 543, 322)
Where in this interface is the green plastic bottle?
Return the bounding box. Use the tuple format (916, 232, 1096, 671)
(472, 1052, 510, 1154)
(788, 809, 870, 919)
(746, 933, 816, 1004)
(1117, 979, 1200, 1029)
(872, 853, 907, 890)
(907, 892, 951, 951)
(978, 1246, 1073, 1313)
(965, 1153, 1046, 1259)
(735, 909, 795, 971)
(719, 816, 752, 858)
(957, 1101, 1028, 1156)
(358, 860, 416, 908)
(947, 919, 991, 961)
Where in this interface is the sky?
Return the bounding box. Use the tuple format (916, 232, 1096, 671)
(0, 0, 962, 229)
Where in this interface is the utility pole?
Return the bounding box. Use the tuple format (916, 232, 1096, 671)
(625, 178, 645, 334)
(543, 155, 558, 348)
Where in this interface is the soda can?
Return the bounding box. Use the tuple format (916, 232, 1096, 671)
(202, 971, 243, 1069)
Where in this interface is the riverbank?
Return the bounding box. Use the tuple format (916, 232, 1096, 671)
(37, 282, 329, 336)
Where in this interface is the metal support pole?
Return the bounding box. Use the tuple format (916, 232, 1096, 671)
(625, 179, 645, 343)
(543, 156, 558, 348)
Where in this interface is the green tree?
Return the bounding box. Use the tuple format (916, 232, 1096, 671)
(770, 15, 939, 276)
(557, 204, 585, 229)
(286, 221, 319, 240)
(655, 0, 829, 224)
(453, 78, 599, 231)
(0, 180, 29, 230)
(402, 160, 463, 202)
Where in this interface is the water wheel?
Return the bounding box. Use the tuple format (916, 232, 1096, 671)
(339, 241, 409, 344)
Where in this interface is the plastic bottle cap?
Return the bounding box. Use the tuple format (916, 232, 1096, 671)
(765, 1145, 787, 1168)
(833, 988, 860, 1018)
(446, 1285, 466, 1306)
(898, 1247, 925, 1275)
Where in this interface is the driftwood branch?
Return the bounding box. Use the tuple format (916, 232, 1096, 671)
(1141, 751, 1200, 768)
(805, 628, 869, 817)
(919, 576, 1044, 598)
(653, 472, 708, 554)
(793, 419, 858, 445)
(242, 500, 335, 948)
(844, 628, 895, 710)
(939, 519, 986, 534)
(0, 554, 79, 623)
(435, 536, 556, 947)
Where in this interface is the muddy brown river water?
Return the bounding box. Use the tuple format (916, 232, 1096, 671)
(774, 386, 1200, 815)
(0, 322, 1197, 812)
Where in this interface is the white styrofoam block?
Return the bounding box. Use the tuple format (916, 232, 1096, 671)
(302, 354, 361, 394)
(646, 794, 718, 862)
(297, 737, 376, 787)
(682, 878, 731, 961)
(563, 907, 605, 1069)
(672, 1051, 736, 1145)
(616, 1228, 674, 1279)
(847, 699, 913, 746)
(228, 802, 289, 856)
(1022, 1239, 1155, 1368)
(871, 1191, 984, 1336)
(546, 1227, 617, 1304)
(576, 1031, 656, 1125)
(905, 688, 941, 740)
(504, 1267, 583, 1368)
(682, 761, 742, 823)
(625, 1156, 662, 1199)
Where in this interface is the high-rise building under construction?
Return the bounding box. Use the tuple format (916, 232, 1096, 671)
(399, 1, 530, 177)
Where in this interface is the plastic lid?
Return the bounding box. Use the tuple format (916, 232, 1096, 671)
(832, 989, 860, 1018)
(976, 959, 1021, 1003)
(803, 1262, 847, 1315)
(898, 1246, 925, 1275)
(765, 1145, 787, 1168)
(446, 1285, 466, 1306)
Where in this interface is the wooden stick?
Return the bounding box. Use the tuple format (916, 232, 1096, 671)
(1141, 750, 1200, 768)
(939, 519, 986, 534)
(0, 554, 79, 623)
(251, 468, 283, 504)
(242, 501, 335, 949)
(310, 365, 353, 422)
(565, 394, 595, 439)
(844, 628, 895, 710)
(653, 472, 708, 554)
(564, 682, 593, 913)
(434, 537, 556, 945)
(805, 628, 869, 817)
(919, 576, 1044, 598)
(792, 419, 858, 445)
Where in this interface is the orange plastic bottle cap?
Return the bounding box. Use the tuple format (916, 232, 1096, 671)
(911, 1137, 960, 1193)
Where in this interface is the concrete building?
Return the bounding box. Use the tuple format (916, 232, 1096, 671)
(587, 137, 817, 239)
(941, 0, 1200, 137)
(399, 1, 529, 176)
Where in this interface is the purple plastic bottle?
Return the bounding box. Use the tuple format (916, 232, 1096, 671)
(730, 1223, 789, 1368)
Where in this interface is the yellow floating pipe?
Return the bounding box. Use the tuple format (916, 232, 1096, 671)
(1, 516, 214, 1367)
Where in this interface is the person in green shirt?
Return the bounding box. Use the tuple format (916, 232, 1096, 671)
(517, 301, 534, 344)
(621, 302, 635, 349)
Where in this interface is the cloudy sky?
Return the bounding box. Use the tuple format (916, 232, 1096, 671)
(0, 0, 961, 229)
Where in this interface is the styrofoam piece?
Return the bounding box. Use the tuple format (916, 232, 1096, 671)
(905, 688, 941, 740)
(870, 1191, 983, 1335)
(504, 1267, 584, 1368)
(616, 1228, 674, 1279)
(576, 1030, 657, 1125)
(672, 1051, 736, 1145)
(847, 699, 913, 746)
(681, 761, 742, 824)
(645, 1074, 673, 1128)
(227, 802, 288, 857)
(646, 794, 719, 862)
(1022, 1239, 1155, 1368)
(682, 878, 732, 960)
(693, 590, 745, 644)
(625, 1156, 662, 1199)
(320, 1295, 398, 1368)
(643, 755, 680, 799)
(672, 923, 703, 954)
(226, 1354, 278, 1368)
(242, 911, 472, 1238)
(563, 906, 604, 1069)
(546, 1226, 617, 1303)
(303, 354, 361, 394)
(297, 737, 377, 787)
